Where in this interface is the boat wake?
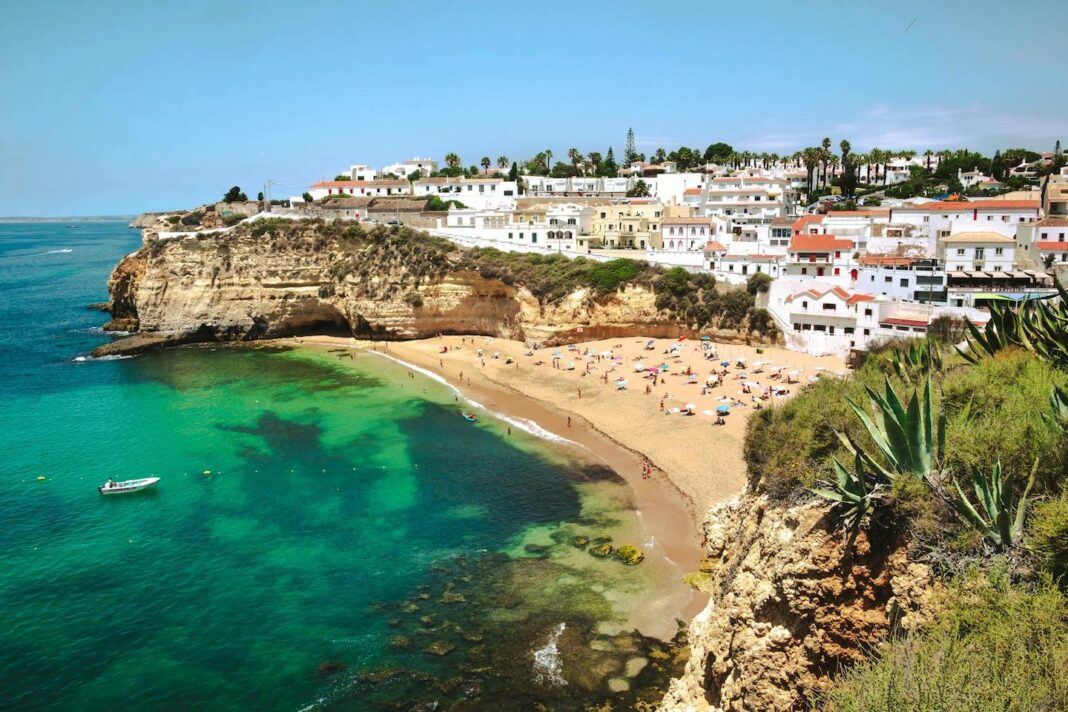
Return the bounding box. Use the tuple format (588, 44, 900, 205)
(73, 354, 134, 363)
(532, 622, 567, 686)
(46, 248, 74, 254)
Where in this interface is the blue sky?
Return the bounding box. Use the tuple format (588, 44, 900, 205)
(2, 0, 1066, 216)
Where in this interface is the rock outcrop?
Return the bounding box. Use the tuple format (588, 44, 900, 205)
(96, 220, 769, 356)
(660, 494, 937, 711)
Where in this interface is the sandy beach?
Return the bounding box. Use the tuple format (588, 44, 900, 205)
(288, 334, 846, 516)
(281, 333, 847, 636)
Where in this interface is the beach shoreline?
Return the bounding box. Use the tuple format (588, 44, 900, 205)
(278, 333, 848, 638)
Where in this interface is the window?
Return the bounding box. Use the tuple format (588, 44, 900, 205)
(864, 308, 872, 317)
(884, 276, 892, 283)
(822, 303, 836, 311)
(863, 328, 870, 336)
(956, 248, 965, 255)
(801, 300, 809, 309)
(995, 247, 1003, 255)
(900, 278, 908, 287)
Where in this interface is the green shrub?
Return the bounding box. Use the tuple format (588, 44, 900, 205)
(1029, 486, 1068, 586)
(940, 350, 1067, 492)
(820, 574, 1068, 711)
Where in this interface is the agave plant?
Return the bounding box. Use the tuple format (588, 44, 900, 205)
(886, 339, 943, 385)
(949, 459, 1037, 548)
(838, 375, 945, 487)
(812, 454, 884, 531)
(1051, 384, 1068, 425)
(958, 282, 1068, 367)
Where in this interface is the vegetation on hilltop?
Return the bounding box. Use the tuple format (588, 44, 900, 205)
(212, 218, 775, 335)
(738, 285, 1068, 706)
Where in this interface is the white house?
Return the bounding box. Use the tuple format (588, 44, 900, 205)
(413, 177, 518, 210)
(382, 157, 438, 178)
(348, 164, 379, 181)
(660, 216, 716, 252)
(1016, 217, 1068, 270)
(938, 232, 1015, 272)
(856, 255, 948, 304)
(784, 233, 856, 283)
(307, 180, 411, 201)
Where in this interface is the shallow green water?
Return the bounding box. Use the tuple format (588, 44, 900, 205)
(0, 222, 688, 710)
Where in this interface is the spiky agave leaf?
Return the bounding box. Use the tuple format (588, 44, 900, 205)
(812, 454, 883, 531)
(949, 458, 1037, 548)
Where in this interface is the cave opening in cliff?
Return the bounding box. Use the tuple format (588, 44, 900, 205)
(271, 303, 353, 339)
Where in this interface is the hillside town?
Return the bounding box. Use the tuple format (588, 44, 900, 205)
(196, 133, 1068, 359)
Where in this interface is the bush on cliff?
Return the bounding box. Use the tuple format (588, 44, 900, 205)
(820, 572, 1068, 711)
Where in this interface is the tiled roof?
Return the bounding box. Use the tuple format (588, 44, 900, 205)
(312, 180, 408, 189)
(1035, 217, 1068, 227)
(792, 215, 824, 233)
(1036, 241, 1068, 250)
(704, 241, 727, 251)
(898, 200, 1039, 211)
(683, 188, 704, 195)
(788, 234, 854, 252)
(785, 286, 860, 303)
(881, 317, 929, 328)
(858, 255, 917, 266)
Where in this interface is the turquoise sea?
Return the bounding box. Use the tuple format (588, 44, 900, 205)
(0, 221, 689, 710)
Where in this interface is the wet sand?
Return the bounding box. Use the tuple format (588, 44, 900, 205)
(280, 334, 847, 637)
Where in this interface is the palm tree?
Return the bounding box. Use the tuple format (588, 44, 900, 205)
(587, 151, 602, 172)
(923, 149, 933, 173)
(820, 137, 832, 187)
(802, 147, 821, 197)
(839, 140, 853, 198)
(544, 149, 553, 176)
(444, 153, 461, 170)
(568, 147, 583, 173)
(480, 156, 491, 173)
(497, 155, 509, 170)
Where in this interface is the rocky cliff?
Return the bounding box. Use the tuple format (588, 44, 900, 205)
(96, 219, 764, 356)
(659, 494, 937, 711)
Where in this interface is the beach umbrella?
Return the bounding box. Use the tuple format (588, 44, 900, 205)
(701, 336, 710, 341)
(720, 360, 730, 367)
(716, 405, 731, 414)
(744, 381, 759, 388)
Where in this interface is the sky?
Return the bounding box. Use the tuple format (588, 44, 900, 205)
(2, 0, 1067, 216)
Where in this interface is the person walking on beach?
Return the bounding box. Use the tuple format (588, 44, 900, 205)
(567, 416, 571, 428)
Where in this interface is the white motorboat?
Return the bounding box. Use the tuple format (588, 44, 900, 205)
(99, 477, 160, 495)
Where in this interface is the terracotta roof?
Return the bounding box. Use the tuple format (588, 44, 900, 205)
(847, 293, 877, 305)
(786, 286, 857, 303)
(1035, 217, 1068, 227)
(312, 179, 409, 189)
(683, 188, 704, 196)
(823, 209, 890, 217)
(792, 215, 824, 234)
(771, 217, 794, 226)
(1036, 241, 1068, 250)
(881, 317, 929, 328)
(898, 200, 1039, 211)
(939, 232, 1015, 244)
(788, 234, 854, 252)
(704, 241, 727, 251)
(858, 255, 917, 267)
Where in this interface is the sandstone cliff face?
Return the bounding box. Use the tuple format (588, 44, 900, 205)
(660, 495, 936, 711)
(97, 224, 698, 355)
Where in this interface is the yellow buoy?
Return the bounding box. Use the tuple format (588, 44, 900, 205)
(203, 470, 212, 476)
(36, 476, 46, 482)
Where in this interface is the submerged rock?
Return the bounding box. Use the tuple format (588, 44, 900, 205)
(315, 660, 347, 679)
(440, 591, 466, 604)
(389, 635, 411, 650)
(423, 641, 456, 656)
(571, 536, 590, 549)
(589, 543, 613, 559)
(608, 677, 631, 693)
(613, 544, 644, 566)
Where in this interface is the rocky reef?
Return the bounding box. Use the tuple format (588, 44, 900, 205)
(95, 218, 775, 357)
(659, 494, 937, 711)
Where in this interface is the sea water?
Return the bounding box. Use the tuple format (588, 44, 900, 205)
(0, 221, 689, 710)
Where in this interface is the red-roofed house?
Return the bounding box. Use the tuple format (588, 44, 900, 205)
(784, 234, 857, 282)
(1017, 217, 1068, 268)
(308, 180, 411, 201)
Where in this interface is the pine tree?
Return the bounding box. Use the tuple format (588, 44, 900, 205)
(624, 128, 638, 165)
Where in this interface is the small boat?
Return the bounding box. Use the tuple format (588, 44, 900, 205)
(99, 477, 160, 495)
(462, 412, 478, 422)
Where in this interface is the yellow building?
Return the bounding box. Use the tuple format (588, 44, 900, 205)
(586, 201, 693, 249)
